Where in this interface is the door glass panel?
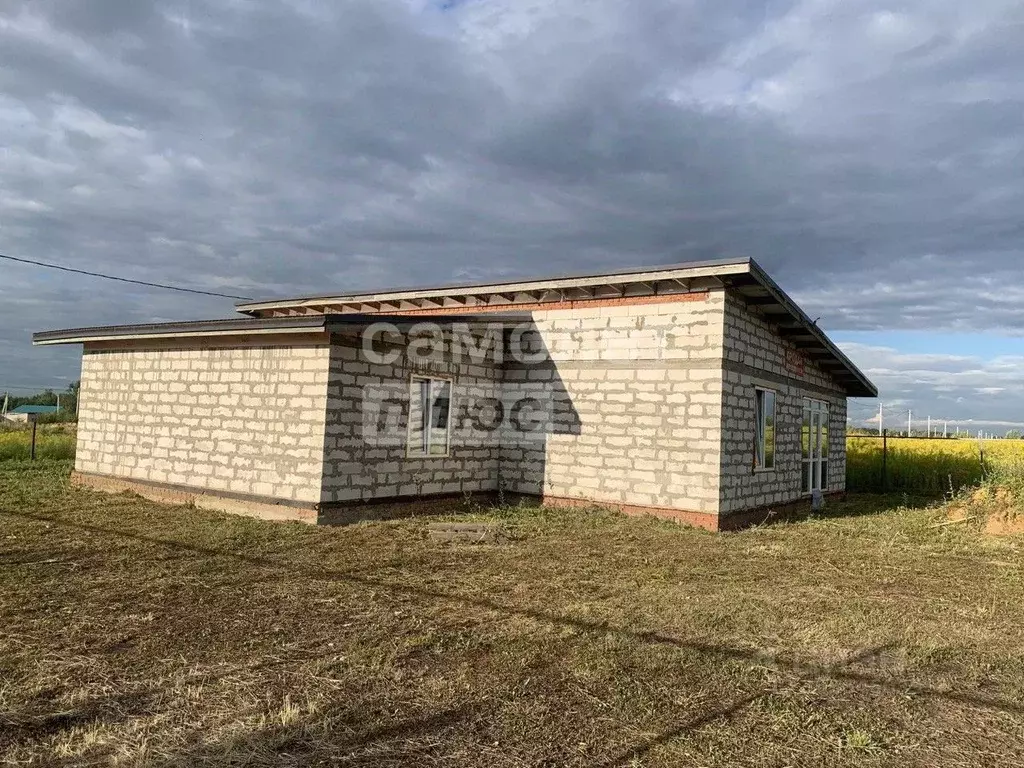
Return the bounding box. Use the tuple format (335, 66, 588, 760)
(801, 398, 829, 493)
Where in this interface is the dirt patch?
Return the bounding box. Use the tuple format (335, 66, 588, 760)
(984, 508, 1024, 537)
(946, 485, 1024, 537)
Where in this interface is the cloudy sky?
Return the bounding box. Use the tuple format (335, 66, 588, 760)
(2, 0, 1023, 429)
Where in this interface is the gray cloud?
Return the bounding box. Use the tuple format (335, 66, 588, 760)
(840, 342, 1024, 431)
(1, 0, 1023, 417)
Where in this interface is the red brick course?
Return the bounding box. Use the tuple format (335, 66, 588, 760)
(371, 292, 710, 316)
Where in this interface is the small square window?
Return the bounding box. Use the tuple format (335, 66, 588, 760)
(408, 376, 452, 458)
(754, 388, 776, 471)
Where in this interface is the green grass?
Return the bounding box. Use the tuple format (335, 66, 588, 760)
(1, 463, 1023, 766)
(846, 436, 1024, 494)
(6, 426, 1018, 495)
(0, 426, 76, 462)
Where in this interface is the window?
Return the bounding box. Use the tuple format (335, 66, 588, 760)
(754, 388, 776, 471)
(408, 376, 452, 457)
(802, 399, 829, 493)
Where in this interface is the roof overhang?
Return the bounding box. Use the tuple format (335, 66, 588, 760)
(31, 313, 533, 346)
(234, 257, 750, 318)
(734, 261, 877, 398)
(34, 257, 876, 398)
(33, 316, 336, 345)
(231, 257, 875, 397)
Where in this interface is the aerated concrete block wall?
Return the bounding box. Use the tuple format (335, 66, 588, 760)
(72, 290, 853, 527)
(499, 292, 728, 516)
(319, 334, 503, 504)
(76, 341, 331, 503)
(719, 293, 848, 515)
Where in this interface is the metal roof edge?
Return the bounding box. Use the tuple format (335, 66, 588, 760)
(32, 316, 332, 345)
(32, 312, 538, 345)
(746, 259, 878, 398)
(9, 405, 60, 414)
(234, 256, 754, 314)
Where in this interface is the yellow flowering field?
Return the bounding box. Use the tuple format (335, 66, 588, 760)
(847, 435, 1024, 493)
(0, 426, 76, 461)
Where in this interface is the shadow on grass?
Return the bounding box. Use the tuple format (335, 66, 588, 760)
(741, 492, 942, 531)
(0, 688, 158, 752)
(4, 507, 1022, 766)
(150, 693, 763, 768)
(149, 701, 484, 768)
(595, 647, 895, 768)
(810, 492, 938, 519)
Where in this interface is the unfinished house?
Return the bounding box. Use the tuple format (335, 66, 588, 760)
(33, 258, 876, 530)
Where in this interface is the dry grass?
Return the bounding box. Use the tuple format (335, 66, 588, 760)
(2, 462, 1024, 766)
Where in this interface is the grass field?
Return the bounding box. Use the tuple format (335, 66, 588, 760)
(2, 462, 1024, 766)
(0, 424, 76, 462)
(847, 436, 1024, 494)
(5, 427, 1021, 497)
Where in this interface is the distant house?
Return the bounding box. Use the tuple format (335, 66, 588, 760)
(33, 258, 876, 530)
(3, 405, 59, 423)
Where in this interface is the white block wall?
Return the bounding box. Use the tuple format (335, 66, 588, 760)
(76, 341, 330, 503)
(499, 292, 727, 515)
(719, 293, 849, 514)
(71, 291, 856, 523)
(319, 335, 503, 503)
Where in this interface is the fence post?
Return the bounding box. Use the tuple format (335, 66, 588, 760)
(30, 418, 37, 461)
(881, 429, 888, 492)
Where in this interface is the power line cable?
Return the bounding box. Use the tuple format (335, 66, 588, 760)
(0, 252, 254, 301)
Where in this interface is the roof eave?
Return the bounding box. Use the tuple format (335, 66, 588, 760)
(32, 316, 333, 346)
(31, 312, 538, 346)
(233, 257, 754, 315)
(746, 259, 877, 398)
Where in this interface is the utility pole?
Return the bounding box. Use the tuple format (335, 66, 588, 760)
(878, 403, 883, 437)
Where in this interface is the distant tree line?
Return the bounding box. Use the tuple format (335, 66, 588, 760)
(1, 381, 79, 422)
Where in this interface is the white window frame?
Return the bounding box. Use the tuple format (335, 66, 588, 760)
(802, 398, 829, 494)
(407, 375, 453, 459)
(754, 387, 777, 472)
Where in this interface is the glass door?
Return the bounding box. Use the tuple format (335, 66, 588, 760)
(802, 400, 829, 493)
